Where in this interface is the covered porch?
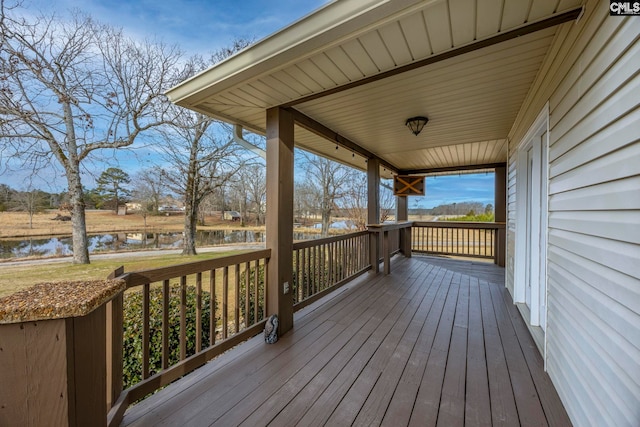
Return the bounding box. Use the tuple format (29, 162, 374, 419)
(120, 255, 569, 427)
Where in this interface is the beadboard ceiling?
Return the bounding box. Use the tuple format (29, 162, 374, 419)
(167, 0, 583, 176)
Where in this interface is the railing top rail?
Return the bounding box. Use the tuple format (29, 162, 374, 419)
(293, 230, 369, 250)
(367, 221, 413, 232)
(116, 249, 271, 289)
(413, 221, 505, 229)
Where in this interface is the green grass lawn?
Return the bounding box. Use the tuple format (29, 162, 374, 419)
(0, 251, 243, 298)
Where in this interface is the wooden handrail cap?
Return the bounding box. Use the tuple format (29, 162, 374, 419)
(0, 279, 126, 324)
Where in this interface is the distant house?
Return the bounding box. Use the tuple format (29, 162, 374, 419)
(223, 210, 241, 221)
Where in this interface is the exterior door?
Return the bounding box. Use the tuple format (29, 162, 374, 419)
(516, 110, 548, 331)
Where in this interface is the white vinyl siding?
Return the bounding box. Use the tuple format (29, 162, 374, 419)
(506, 1, 640, 426)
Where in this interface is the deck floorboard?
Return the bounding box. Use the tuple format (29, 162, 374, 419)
(121, 256, 571, 427)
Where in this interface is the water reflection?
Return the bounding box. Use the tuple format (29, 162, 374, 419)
(0, 230, 316, 259)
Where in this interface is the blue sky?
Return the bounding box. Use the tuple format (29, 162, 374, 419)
(22, 0, 329, 56)
(4, 0, 495, 208)
(415, 174, 495, 209)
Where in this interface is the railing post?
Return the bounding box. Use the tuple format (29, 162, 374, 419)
(403, 225, 412, 258)
(0, 279, 125, 427)
(106, 293, 123, 410)
(383, 229, 391, 275)
(370, 231, 380, 273)
(495, 225, 506, 267)
(106, 267, 124, 411)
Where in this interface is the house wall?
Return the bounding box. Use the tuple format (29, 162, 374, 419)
(506, 1, 640, 426)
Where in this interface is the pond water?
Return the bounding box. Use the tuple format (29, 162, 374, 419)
(0, 230, 317, 259)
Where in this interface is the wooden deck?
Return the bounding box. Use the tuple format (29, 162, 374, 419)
(121, 256, 571, 427)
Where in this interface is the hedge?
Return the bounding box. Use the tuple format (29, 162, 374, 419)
(122, 284, 214, 389)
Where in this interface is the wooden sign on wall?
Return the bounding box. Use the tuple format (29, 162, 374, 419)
(393, 175, 425, 196)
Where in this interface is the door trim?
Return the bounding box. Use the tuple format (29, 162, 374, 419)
(515, 104, 549, 337)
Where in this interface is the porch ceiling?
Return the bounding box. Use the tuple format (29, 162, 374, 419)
(167, 0, 583, 175)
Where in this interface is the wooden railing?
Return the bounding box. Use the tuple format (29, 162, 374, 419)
(106, 249, 270, 427)
(292, 231, 370, 311)
(411, 221, 505, 263)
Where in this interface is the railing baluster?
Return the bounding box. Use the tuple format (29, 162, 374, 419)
(318, 244, 322, 291)
(234, 264, 240, 334)
(315, 244, 318, 293)
(263, 257, 269, 313)
(331, 241, 336, 285)
(294, 248, 300, 303)
(351, 237, 355, 277)
(142, 283, 150, 379)
(196, 272, 202, 353)
(223, 266, 228, 339)
(209, 270, 216, 346)
(253, 259, 259, 324)
(305, 247, 310, 299)
(180, 276, 187, 361)
(343, 238, 348, 278)
(244, 262, 250, 328)
(322, 243, 327, 290)
(162, 279, 169, 369)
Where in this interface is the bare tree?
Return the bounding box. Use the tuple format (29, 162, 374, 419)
(225, 163, 266, 226)
(336, 175, 395, 229)
(131, 168, 166, 214)
(241, 164, 267, 225)
(227, 177, 248, 225)
(160, 112, 242, 254)
(300, 153, 355, 237)
(0, 8, 180, 263)
(337, 174, 368, 230)
(294, 180, 320, 226)
(161, 41, 251, 255)
(12, 187, 47, 228)
(380, 180, 396, 223)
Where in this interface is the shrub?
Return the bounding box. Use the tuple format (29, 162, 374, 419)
(444, 212, 495, 222)
(122, 284, 215, 389)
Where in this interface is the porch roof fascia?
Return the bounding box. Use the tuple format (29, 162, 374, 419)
(166, 0, 426, 107)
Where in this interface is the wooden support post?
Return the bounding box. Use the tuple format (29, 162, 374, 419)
(495, 165, 507, 267)
(266, 107, 294, 335)
(367, 158, 381, 273)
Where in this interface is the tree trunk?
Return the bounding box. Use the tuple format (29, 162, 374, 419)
(67, 169, 90, 264)
(183, 174, 198, 255)
(321, 203, 330, 238)
(183, 207, 198, 255)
